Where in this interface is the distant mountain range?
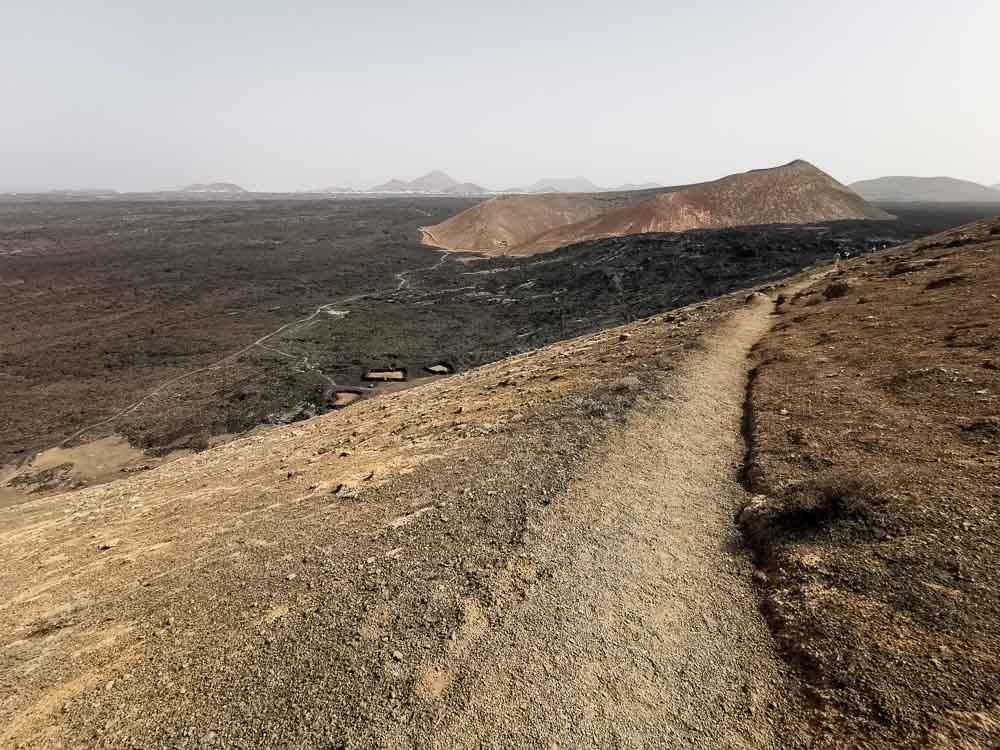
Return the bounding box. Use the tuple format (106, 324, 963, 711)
(510, 176, 603, 194)
(180, 182, 248, 193)
(366, 171, 663, 195)
(46, 188, 120, 197)
(313, 186, 359, 194)
(850, 176, 1000, 203)
(369, 171, 486, 195)
(20, 174, 737, 198)
(503, 178, 662, 194)
(36, 173, 665, 197)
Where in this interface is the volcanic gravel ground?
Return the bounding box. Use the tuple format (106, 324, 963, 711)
(742, 217, 1000, 747)
(2, 199, 994, 489)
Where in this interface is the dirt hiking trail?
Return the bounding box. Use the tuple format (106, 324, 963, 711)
(392, 295, 794, 748)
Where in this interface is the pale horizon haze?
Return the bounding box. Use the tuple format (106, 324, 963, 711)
(3, 0, 998, 192)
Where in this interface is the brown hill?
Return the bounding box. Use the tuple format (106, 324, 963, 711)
(420, 192, 624, 254)
(850, 175, 1000, 203)
(422, 160, 893, 256)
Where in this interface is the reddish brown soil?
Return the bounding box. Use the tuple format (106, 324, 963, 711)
(424, 160, 892, 255)
(743, 217, 1000, 747)
(420, 192, 623, 254)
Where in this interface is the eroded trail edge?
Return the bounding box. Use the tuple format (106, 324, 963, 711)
(406, 296, 791, 748)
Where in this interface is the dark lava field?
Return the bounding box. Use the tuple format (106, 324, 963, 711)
(1, 197, 995, 467)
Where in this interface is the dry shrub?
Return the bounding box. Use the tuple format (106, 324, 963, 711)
(823, 281, 852, 299)
(740, 475, 887, 566)
(571, 376, 643, 419)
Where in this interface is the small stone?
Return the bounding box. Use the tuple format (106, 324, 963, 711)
(286, 573, 297, 581)
(98, 539, 120, 551)
(392, 650, 403, 661)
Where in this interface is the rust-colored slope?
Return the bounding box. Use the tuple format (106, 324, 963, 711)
(423, 160, 894, 256)
(419, 192, 632, 255)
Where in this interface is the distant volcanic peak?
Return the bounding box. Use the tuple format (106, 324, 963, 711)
(408, 170, 459, 192)
(715, 160, 857, 197)
(369, 170, 480, 193)
(446, 181, 487, 194)
(516, 176, 604, 194)
(369, 179, 411, 192)
(742, 158, 837, 183)
(182, 182, 247, 193)
(422, 160, 892, 256)
(850, 176, 1000, 203)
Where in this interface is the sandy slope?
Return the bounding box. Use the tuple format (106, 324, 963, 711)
(405, 296, 793, 748)
(1, 285, 802, 747)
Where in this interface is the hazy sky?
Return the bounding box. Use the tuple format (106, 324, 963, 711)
(3, 0, 998, 192)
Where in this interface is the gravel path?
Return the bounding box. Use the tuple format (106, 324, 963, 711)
(403, 296, 790, 748)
